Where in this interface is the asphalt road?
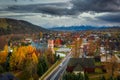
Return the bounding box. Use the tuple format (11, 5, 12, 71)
(46, 52, 71, 80)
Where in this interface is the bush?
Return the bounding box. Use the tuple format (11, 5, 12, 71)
(95, 68, 103, 74)
(0, 65, 4, 73)
(99, 75, 106, 80)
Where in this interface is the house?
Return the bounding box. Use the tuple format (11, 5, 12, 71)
(25, 38, 32, 43)
(73, 64, 84, 75)
(66, 58, 95, 74)
(48, 39, 55, 54)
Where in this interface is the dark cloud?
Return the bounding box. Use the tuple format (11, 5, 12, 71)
(71, 0, 120, 12)
(0, 14, 33, 18)
(4, 3, 74, 15)
(34, 5, 69, 15)
(96, 13, 120, 22)
(12, 0, 33, 2)
(0, 0, 120, 27)
(3, 0, 120, 16)
(12, 0, 17, 2)
(70, 0, 120, 23)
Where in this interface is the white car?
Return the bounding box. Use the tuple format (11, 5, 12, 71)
(59, 63, 62, 67)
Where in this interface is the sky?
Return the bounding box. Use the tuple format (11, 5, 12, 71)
(0, 0, 120, 28)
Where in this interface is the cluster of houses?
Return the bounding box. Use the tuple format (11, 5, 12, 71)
(64, 32, 119, 75)
(65, 54, 108, 75)
(66, 58, 95, 74)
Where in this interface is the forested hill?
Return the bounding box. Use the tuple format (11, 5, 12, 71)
(0, 18, 48, 35)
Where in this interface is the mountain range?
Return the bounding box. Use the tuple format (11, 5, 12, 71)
(0, 18, 47, 35)
(0, 18, 120, 35)
(50, 26, 120, 31)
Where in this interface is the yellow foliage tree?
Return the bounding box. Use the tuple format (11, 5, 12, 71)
(10, 45, 37, 70)
(27, 45, 36, 53)
(10, 46, 25, 70)
(46, 48, 55, 64)
(0, 45, 8, 64)
(22, 47, 38, 79)
(32, 52, 38, 64)
(0, 18, 8, 28)
(88, 40, 97, 56)
(72, 38, 82, 58)
(39, 32, 43, 38)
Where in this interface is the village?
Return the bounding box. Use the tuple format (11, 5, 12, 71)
(0, 30, 120, 80)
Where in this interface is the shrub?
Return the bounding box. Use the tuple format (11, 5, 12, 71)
(95, 68, 103, 74)
(0, 65, 4, 73)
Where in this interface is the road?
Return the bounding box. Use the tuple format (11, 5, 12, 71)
(46, 52, 71, 80)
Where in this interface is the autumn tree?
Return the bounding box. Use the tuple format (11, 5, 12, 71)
(22, 52, 38, 80)
(39, 32, 43, 38)
(46, 48, 55, 64)
(9, 45, 38, 79)
(9, 45, 37, 70)
(104, 57, 118, 77)
(10, 46, 26, 70)
(87, 40, 98, 56)
(0, 18, 8, 28)
(0, 36, 7, 50)
(54, 38, 61, 47)
(72, 38, 82, 58)
(0, 45, 8, 64)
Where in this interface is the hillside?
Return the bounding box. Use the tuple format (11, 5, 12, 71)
(0, 18, 48, 35)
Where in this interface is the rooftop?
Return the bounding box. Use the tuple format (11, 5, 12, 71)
(68, 58, 95, 68)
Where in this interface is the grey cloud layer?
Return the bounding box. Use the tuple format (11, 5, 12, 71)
(4, 3, 73, 15)
(3, 0, 120, 15)
(97, 12, 120, 22)
(70, 0, 120, 23)
(0, 0, 120, 24)
(71, 0, 120, 12)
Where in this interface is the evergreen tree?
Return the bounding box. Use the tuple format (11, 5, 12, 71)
(109, 76, 114, 80)
(100, 75, 106, 80)
(37, 61, 44, 76)
(84, 73, 89, 80)
(37, 55, 48, 76)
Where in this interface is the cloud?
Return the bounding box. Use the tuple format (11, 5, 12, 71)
(0, 11, 120, 27)
(71, 0, 120, 12)
(4, 3, 73, 16)
(0, 0, 69, 5)
(0, 11, 34, 17)
(3, 0, 120, 16)
(96, 12, 120, 22)
(0, 0, 120, 27)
